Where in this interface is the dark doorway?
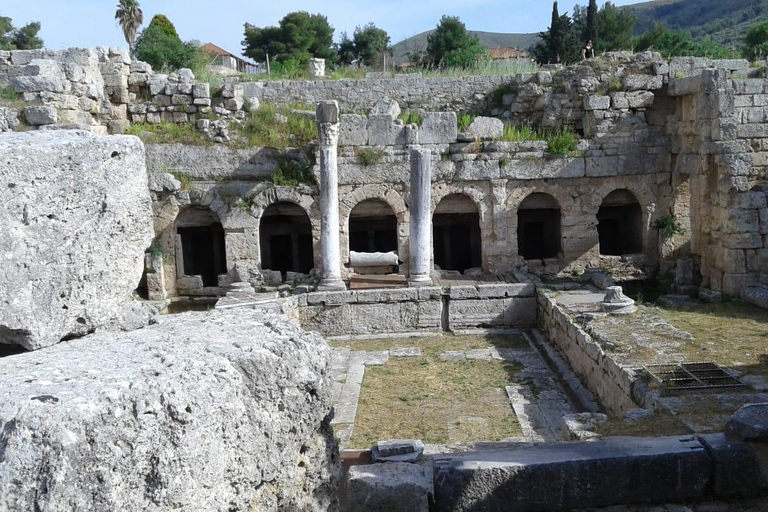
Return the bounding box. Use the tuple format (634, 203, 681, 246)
(178, 224, 227, 287)
(349, 199, 398, 254)
(433, 194, 482, 273)
(598, 190, 643, 255)
(517, 193, 561, 260)
(260, 202, 314, 276)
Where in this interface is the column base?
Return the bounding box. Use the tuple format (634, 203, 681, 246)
(318, 278, 346, 291)
(408, 274, 433, 287)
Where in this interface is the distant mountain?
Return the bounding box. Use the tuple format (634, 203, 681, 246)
(391, 30, 540, 65)
(628, 0, 768, 49)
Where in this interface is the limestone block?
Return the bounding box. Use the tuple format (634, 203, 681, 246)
(347, 463, 429, 512)
(130, 61, 152, 73)
(0, 107, 20, 132)
(224, 96, 244, 111)
(420, 112, 457, 144)
(368, 114, 404, 145)
(23, 106, 57, 125)
(466, 116, 504, 139)
(0, 131, 153, 350)
(340, 114, 369, 146)
(0, 309, 338, 511)
(743, 285, 768, 310)
(622, 74, 663, 91)
(611, 92, 629, 109)
(627, 91, 655, 108)
(177, 275, 205, 291)
(503, 156, 585, 179)
(193, 82, 210, 99)
(178, 68, 195, 82)
(12, 75, 69, 93)
(583, 95, 611, 111)
(172, 93, 192, 105)
(454, 158, 500, 180)
(371, 96, 401, 118)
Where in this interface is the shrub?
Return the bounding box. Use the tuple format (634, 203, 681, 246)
(399, 110, 424, 126)
(271, 153, 314, 187)
(457, 112, 475, 131)
(546, 130, 578, 155)
(355, 147, 385, 166)
(654, 216, 685, 237)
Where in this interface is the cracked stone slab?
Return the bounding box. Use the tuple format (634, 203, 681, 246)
(440, 351, 467, 362)
(365, 351, 389, 366)
(390, 347, 421, 357)
(466, 349, 494, 361)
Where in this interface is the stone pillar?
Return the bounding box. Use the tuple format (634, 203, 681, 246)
(316, 100, 345, 290)
(409, 148, 433, 286)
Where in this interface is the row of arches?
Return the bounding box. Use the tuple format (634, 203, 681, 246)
(172, 188, 645, 285)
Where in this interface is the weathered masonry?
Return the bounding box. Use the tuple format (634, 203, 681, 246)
(1, 49, 766, 300)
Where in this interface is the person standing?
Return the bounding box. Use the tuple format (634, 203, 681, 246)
(582, 40, 595, 60)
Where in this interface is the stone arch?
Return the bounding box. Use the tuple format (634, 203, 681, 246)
(432, 193, 483, 273)
(259, 202, 315, 276)
(506, 184, 574, 260)
(339, 185, 408, 265)
(597, 189, 644, 255)
(431, 183, 492, 272)
(516, 192, 562, 261)
(252, 187, 321, 270)
(175, 206, 227, 289)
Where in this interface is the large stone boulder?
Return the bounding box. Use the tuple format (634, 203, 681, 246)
(0, 130, 153, 350)
(0, 308, 339, 511)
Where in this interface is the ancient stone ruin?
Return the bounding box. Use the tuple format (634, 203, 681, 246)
(1, 46, 768, 511)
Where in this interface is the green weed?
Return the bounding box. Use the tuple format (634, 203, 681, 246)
(355, 147, 385, 166)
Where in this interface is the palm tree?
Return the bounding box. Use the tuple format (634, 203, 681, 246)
(115, 0, 143, 48)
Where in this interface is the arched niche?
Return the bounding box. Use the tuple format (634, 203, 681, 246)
(597, 189, 643, 255)
(517, 193, 562, 260)
(259, 201, 314, 276)
(433, 194, 482, 273)
(348, 199, 398, 254)
(176, 207, 227, 287)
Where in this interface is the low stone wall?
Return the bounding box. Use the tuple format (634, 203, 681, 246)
(536, 289, 644, 415)
(298, 283, 537, 336)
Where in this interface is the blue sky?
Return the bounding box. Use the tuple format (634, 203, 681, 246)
(5, 0, 640, 56)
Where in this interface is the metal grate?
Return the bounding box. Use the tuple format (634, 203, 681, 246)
(643, 362, 746, 395)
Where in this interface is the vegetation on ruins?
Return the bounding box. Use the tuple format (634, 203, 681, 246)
(498, 124, 579, 155)
(457, 112, 475, 132)
(242, 12, 337, 69)
(114, 0, 143, 48)
(573, 2, 636, 53)
(398, 110, 424, 126)
(355, 147, 385, 166)
(271, 153, 315, 187)
(0, 15, 43, 50)
(234, 103, 317, 149)
(338, 23, 391, 68)
(126, 122, 211, 146)
(423, 16, 488, 69)
(133, 14, 201, 71)
(653, 216, 686, 237)
(634, 24, 737, 59)
(743, 21, 768, 60)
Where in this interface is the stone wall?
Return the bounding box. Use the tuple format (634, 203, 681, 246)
(297, 283, 537, 336)
(537, 290, 642, 415)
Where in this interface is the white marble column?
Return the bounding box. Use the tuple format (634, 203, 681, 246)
(408, 148, 433, 286)
(316, 100, 345, 290)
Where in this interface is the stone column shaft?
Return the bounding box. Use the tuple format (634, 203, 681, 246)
(409, 148, 433, 286)
(316, 100, 345, 290)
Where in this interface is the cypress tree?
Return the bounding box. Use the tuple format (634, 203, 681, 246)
(586, 0, 598, 46)
(551, 1, 562, 63)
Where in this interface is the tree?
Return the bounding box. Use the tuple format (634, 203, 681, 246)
(0, 15, 43, 50)
(586, 0, 598, 44)
(596, 2, 636, 52)
(337, 23, 391, 68)
(425, 15, 487, 69)
(134, 14, 197, 70)
(635, 24, 735, 59)
(534, 3, 578, 64)
(242, 12, 337, 67)
(744, 21, 768, 60)
(115, 0, 143, 48)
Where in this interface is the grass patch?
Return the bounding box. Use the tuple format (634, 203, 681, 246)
(501, 124, 541, 142)
(170, 172, 192, 190)
(126, 122, 211, 146)
(355, 147, 385, 166)
(398, 109, 423, 126)
(0, 84, 22, 106)
(333, 334, 530, 448)
(234, 103, 317, 149)
(653, 216, 686, 237)
(596, 412, 692, 438)
(271, 152, 314, 187)
(656, 300, 768, 378)
(457, 112, 475, 132)
(545, 129, 578, 155)
(234, 195, 254, 211)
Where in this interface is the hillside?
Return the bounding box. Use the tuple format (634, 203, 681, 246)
(629, 0, 768, 49)
(391, 30, 540, 65)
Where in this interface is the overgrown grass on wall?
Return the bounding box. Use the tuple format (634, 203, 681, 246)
(126, 122, 212, 146)
(500, 124, 579, 155)
(233, 103, 317, 149)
